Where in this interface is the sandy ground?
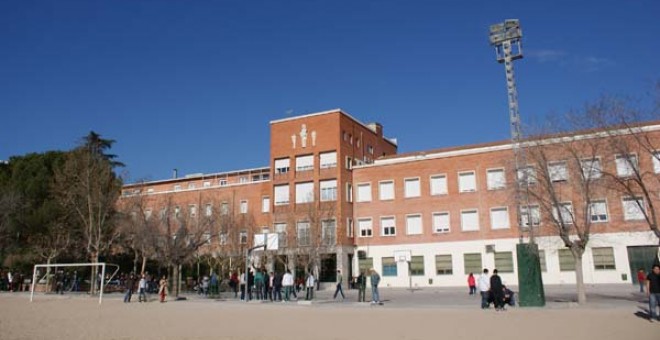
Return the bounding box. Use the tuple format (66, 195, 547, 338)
(0, 293, 657, 340)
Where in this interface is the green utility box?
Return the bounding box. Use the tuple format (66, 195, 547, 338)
(516, 243, 546, 307)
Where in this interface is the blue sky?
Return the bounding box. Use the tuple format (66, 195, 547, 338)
(2, 0, 659, 182)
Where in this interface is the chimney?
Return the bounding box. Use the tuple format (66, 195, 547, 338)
(173, 168, 178, 179)
(366, 122, 383, 137)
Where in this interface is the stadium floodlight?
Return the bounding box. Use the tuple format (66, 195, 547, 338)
(489, 19, 523, 63)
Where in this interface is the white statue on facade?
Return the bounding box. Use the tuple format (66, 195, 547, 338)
(300, 124, 308, 148)
(291, 134, 296, 149)
(311, 130, 317, 147)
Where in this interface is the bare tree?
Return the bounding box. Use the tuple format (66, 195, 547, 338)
(524, 117, 607, 305)
(53, 132, 122, 294)
(116, 183, 159, 275)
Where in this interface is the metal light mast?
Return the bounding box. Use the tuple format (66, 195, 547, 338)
(489, 19, 533, 242)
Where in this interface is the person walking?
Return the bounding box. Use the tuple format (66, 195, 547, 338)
(357, 271, 367, 302)
(305, 272, 315, 300)
(283, 269, 294, 301)
(467, 273, 476, 295)
(478, 268, 490, 309)
(333, 270, 345, 300)
(254, 269, 264, 300)
(646, 264, 660, 322)
(273, 271, 283, 302)
(638, 268, 647, 293)
(158, 276, 168, 303)
(123, 273, 135, 303)
(370, 269, 381, 304)
(490, 269, 504, 311)
(138, 274, 148, 302)
(230, 271, 239, 298)
(239, 271, 247, 301)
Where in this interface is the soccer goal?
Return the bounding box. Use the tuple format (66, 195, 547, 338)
(29, 262, 120, 305)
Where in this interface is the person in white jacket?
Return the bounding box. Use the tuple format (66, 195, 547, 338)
(282, 269, 295, 301)
(478, 268, 491, 309)
(305, 272, 315, 300)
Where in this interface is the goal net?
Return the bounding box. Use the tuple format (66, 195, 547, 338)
(29, 262, 120, 304)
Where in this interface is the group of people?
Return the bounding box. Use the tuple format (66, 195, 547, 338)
(0, 270, 25, 292)
(472, 269, 515, 311)
(235, 267, 313, 302)
(122, 272, 169, 304)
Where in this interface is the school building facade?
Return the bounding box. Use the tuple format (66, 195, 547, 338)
(123, 109, 660, 287)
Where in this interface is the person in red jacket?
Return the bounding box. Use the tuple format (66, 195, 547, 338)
(637, 268, 646, 293)
(467, 273, 476, 295)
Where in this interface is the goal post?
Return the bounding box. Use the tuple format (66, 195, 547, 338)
(30, 262, 119, 305)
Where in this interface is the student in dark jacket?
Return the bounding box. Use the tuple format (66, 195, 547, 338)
(273, 271, 283, 301)
(489, 269, 505, 311)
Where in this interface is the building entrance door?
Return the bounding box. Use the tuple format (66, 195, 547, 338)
(627, 246, 659, 284)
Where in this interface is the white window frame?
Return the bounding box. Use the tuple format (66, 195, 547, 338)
(204, 204, 212, 217)
(622, 197, 645, 221)
(490, 206, 511, 230)
(220, 202, 229, 215)
(460, 209, 480, 232)
(653, 151, 660, 174)
(552, 202, 574, 225)
(520, 204, 540, 227)
(189, 204, 197, 218)
(274, 158, 290, 174)
(262, 196, 270, 213)
(432, 211, 450, 233)
(320, 179, 338, 202)
(458, 171, 477, 193)
(240, 200, 248, 214)
(517, 165, 537, 184)
(486, 168, 506, 190)
(380, 216, 396, 236)
(581, 157, 602, 180)
(430, 174, 448, 196)
(346, 182, 353, 202)
(589, 199, 608, 223)
(295, 182, 314, 204)
(379, 180, 395, 201)
(356, 182, 372, 202)
(297, 221, 311, 246)
(320, 151, 337, 169)
(404, 177, 421, 198)
(548, 161, 569, 182)
(295, 154, 314, 172)
(358, 218, 373, 238)
(615, 154, 638, 177)
(274, 184, 290, 205)
(346, 218, 354, 238)
(406, 214, 423, 235)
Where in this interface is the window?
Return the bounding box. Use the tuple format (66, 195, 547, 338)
(653, 152, 660, 174)
(615, 154, 638, 177)
(346, 218, 354, 238)
(581, 158, 602, 180)
(240, 200, 248, 214)
(295, 155, 313, 172)
(589, 200, 608, 222)
(461, 210, 480, 231)
(382, 257, 397, 276)
(367, 145, 374, 155)
(221, 202, 229, 215)
(356, 183, 372, 202)
(297, 221, 310, 246)
(410, 256, 424, 276)
(203, 181, 211, 188)
(539, 250, 547, 272)
(381, 217, 396, 236)
(174, 184, 181, 191)
(203, 232, 211, 244)
(406, 214, 423, 235)
(320, 179, 337, 202)
(520, 205, 540, 227)
(432, 212, 450, 233)
(430, 174, 448, 195)
(205, 204, 212, 217)
(274, 158, 290, 174)
(517, 166, 537, 184)
(548, 161, 568, 182)
(188, 183, 196, 189)
(147, 188, 154, 194)
(274, 223, 287, 248)
(320, 151, 337, 169)
(239, 176, 248, 183)
(322, 220, 336, 246)
(145, 209, 152, 220)
(346, 183, 353, 202)
(189, 205, 197, 218)
(494, 252, 514, 273)
(487, 169, 506, 190)
(490, 207, 510, 230)
(345, 156, 352, 170)
(239, 230, 248, 244)
(435, 255, 453, 275)
(295, 182, 314, 204)
(464, 253, 482, 275)
(359, 257, 373, 274)
(558, 249, 575, 271)
(219, 179, 227, 186)
(219, 233, 228, 245)
(622, 197, 645, 220)
(274, 184, 290, 205)
(379, 181, 395, 200)
(592, 247, 616, 270)
(552, 202, 574, 224)
(358, 218, 373, 237)
(458, 171, 477, 192)
(262, 197, 270, 213)
(174, 206, 181, 218)
(404, 178, 421, 198)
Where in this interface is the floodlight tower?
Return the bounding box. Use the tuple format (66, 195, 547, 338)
(489, 19, 532, 242)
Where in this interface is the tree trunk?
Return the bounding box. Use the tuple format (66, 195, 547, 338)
(46, 257, 52, 293)
(89, 252, 99, 295)
(574, 255, 587, 305)
(133, 250, 139, 274)
(140, 255, 147, 275)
